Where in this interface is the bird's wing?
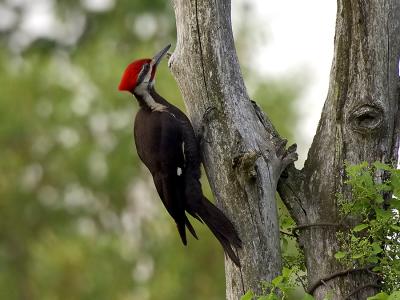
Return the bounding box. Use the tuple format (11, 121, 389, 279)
(153, 113, 191, 244)
(152, 170, 188, 244)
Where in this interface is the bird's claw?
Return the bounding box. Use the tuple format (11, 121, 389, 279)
(199, 107, 217, 145)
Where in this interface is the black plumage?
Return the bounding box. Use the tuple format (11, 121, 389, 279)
(133, 88, 241, 266)
(119, 45, 241, 266)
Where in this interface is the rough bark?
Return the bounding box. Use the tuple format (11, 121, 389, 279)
(170, 0, 400, 299)
(169, 0, 296, 299)
(279, 1, 400, 299)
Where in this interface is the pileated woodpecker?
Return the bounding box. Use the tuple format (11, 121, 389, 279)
(118, 44, 241, 266)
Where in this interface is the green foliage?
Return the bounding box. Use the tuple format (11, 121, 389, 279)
(368, 291, 400, 300)
(241, 290, 255, 300)
(238, 200, 308, 300)
(279, 204, 305, 277)
(241, 161, 400, 300)
(240, 267, 311, 300)
(335, 162, 400, 292)
(260, 267, 299, 299)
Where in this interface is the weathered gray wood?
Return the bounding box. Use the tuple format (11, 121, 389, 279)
(170, 0, 399, 299)
(169, 0, 296, 299)
(280, 1, 400, 299)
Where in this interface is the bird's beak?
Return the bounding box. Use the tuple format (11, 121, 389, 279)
(151, 44, 171, 67)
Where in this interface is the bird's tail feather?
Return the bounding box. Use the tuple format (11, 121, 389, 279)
(185, 215, 198, 239)
(176, 221, 187, 245)
(183, 166, 241, 266)
(176, 215, 199, 245)
(190, 196, 242, 266)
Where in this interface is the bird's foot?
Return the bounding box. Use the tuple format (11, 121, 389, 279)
(199, 107, 217, 145)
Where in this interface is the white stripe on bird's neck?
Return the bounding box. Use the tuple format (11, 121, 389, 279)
(134, 82, 167, 112)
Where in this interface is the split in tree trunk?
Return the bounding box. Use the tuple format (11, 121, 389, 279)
(169, 0, 400, 299)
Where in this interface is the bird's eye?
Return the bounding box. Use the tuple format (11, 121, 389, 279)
(137, 63, 151, 84)
(142, 63, 150, 73)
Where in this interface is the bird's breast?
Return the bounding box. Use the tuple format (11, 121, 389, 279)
(133, 108, 184, 174)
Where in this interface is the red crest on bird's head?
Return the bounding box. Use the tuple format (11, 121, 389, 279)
(118, 59, 151, 92)
(118, 44, 171, 93)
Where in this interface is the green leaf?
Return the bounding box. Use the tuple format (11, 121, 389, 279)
(390, 198, 400, 210)
(353, 223, 369, 232)
(371, 242, 383, 255)
(376, 183, 392, 193)
(388, 291, 400, 300)
(373, 162, 391, 171)
(282, 267, 291, 277)
(367, 292, 389, 300)
(351, 252, 365, 259)
(367, 256, 379, 264)
(302, 293, 315, 300)
(334, 251, 346, 259)
(262, 294, 278, 300)
(271, 275, 283, 286)
(372, 266, 382, 272)
(390, 224, 400, 232)
(375, 195, 385, 204)
(281, 237, 289, 252)
(241, 290, 254, 300)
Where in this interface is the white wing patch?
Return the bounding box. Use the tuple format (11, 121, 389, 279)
(182, 142, 185, 161)
(177, 142, 185, 176)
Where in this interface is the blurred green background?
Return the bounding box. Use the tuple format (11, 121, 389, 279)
(0, 0, 302, 299)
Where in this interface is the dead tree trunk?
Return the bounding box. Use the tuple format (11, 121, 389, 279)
(279, 1, 400, 299)
(169, 0, 400, 299)
(169, 0, 296, 298)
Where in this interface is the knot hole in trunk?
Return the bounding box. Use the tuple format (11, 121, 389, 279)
(348, 104, 384, 135)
